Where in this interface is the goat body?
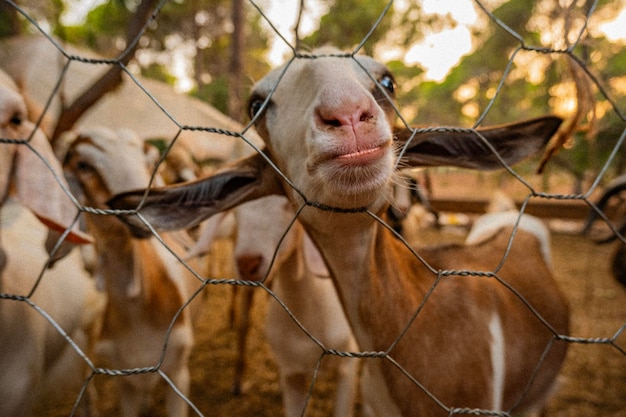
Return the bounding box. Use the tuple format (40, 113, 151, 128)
(110, 49, 569, 416)
(0, 201, 104, 417)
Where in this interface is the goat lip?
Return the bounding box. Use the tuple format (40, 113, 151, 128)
(334, 144, 388, 166)
(318, 141, 390, 167)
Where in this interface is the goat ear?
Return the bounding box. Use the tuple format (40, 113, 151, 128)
(107, 151, 282, 237)
(14, 128, 92, 244)
(394, 116, 562, 170)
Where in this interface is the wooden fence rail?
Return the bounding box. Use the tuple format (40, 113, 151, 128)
(430, 198, 590, 220)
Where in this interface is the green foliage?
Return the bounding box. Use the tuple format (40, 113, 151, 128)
(141, 63, 177, 85)
(57, 0, 131, 53)
(389, 0, 626, 184)
(300, 0, 392, 55)
(0, 6, 18, 38)
(192, 75, 229, 115)
(49, 0, 272, 120)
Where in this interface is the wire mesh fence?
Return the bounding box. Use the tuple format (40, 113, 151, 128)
(0, 0, 625, 416)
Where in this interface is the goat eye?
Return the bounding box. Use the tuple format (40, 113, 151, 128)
(76, 160, 94, 173)
(9, 112, 22, 126)
(379, 75, 395, 94)
(248, 98, 265, 119)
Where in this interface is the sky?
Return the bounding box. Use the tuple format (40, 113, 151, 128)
(393, 0, 478, 81)
(62, 0, 626, 84)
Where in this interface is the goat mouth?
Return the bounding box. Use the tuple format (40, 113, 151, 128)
(335, 145, 387, 166)
(307, 140, 393, 199)
(314, 140, 392, 169)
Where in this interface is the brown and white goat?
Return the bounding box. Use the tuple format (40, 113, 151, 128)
(110, 49, 570, 417)
(0, 70, 100, 417)
(63, 127, 200, 417)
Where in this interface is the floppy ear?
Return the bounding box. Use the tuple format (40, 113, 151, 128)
(394, 116, 562, 170)
(14, 128, 92, 244)
(107, 151, 282, 237)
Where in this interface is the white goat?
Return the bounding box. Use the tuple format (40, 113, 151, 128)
(0, 70, 102, 417)
(231, 195, 360, 417)
(0, 70, 90, 247)
(62, 127, 200, 417)
(0, 202, 103, 417)
(110, 48, 570, 417)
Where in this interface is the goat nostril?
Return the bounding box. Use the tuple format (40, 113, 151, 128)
(236, 254, 264, 281)
(323, 118, 343, 127)
(318, 109, 375, 128)
(360, 112, 373, 122)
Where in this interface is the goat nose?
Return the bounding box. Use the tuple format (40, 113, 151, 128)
(316, 97, 375, 128)
(236, 254, 264, 281)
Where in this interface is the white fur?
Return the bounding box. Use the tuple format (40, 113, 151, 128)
(0, 201, 104, 417)
(234, 196, 360, 417)
(489, 312, 505, 411)
(466, 210, 552, 268)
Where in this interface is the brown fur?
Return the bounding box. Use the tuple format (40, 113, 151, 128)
(107, 49, 569, 417)
(136, 239, 186, 326)
(356, 223, 569, 416)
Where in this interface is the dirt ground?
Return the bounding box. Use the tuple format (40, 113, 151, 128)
(37, 220, 626, 417)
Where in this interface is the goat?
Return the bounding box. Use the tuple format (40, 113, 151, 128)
(0, 70, 101, 417)
(0, 201, 104, 417)
(62, 127, 201, 417)
(583, 174, 626, 287)
(230, 195, 360, 417)
(0, 70, 91, 252)
(109, 48, 570, 417)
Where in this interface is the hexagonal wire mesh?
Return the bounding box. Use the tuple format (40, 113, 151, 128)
(0, 1, 625, 416)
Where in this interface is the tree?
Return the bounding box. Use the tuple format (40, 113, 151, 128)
(396, 0, 626, 185)
(0, 0, 161, 144)
(300, 0, 391, 55)
(1, 0, 273, 123)
(0, 1, 20, 37)
(52, 0, 161, 145)
(228, 0, 245, 122)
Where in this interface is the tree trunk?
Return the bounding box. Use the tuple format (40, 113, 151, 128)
(227, 0, 244, 123)
(0, 1, 20, 38)
(51, 0, 160, 147)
